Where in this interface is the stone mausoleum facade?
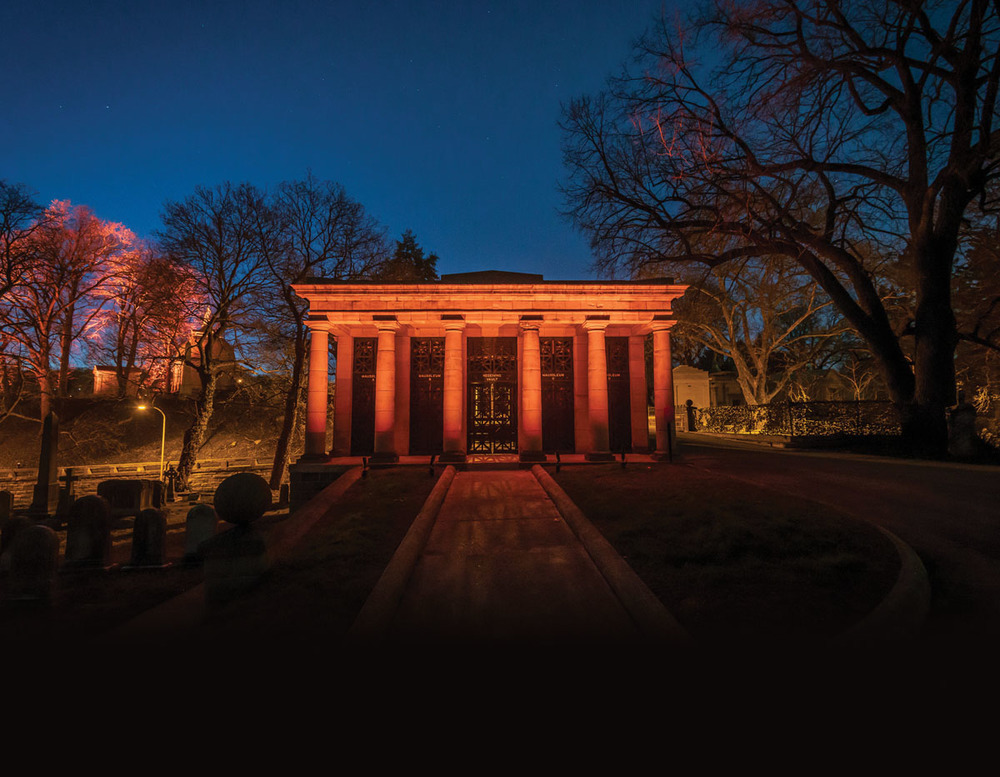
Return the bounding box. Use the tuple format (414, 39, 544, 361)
(291, 270, 687, 471)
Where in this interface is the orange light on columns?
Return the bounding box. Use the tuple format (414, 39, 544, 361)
(373, 322, 399, 462)
(304, 326, 329, 457)
(584, 320, 613, 461)
(653, 323, 676, 458)
(441, 320, 465, 461)
(519, 322, 545, 462)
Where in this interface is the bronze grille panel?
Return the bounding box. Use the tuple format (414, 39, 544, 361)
(541, 337, 574, 453)
(350, 337, 377, 456)
(606, 336, 632, 453)
(467, 337, 518, 454)
(409, 337, 444, 455)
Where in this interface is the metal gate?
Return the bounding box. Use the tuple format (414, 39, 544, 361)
(467, 337, 518, 454)
(541, 337, 574, 453)
(606, 336, 632, 454)
(350, 337, 376, 456)
(409, 337, 444, 455)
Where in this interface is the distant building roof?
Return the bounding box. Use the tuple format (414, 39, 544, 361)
(439, 270, 544, 283)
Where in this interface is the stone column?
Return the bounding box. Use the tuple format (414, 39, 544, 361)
(519, 322, 545, 462)
(653, 323, 677, 460)
(332, 332, 353, 456)
(372, 322, 399, 463)
(440, 320, 466, 462)
(303, 326, 329, 458)
(584, 320, 614, 461)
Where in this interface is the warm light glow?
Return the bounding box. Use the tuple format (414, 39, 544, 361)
(137, 404, 147, 410)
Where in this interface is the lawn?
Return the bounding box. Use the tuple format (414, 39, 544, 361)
(550, 461, 901, 646)
(0, 466, 438, 646)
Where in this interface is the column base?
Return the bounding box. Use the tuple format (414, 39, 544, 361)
(438, 451, 467, 464)
(651, 450, 675, 461)
(585, 451, 615, 462)
(368, 452, 399, 466)
(518, 451, 547, 463)
(295, 452, 330, 464)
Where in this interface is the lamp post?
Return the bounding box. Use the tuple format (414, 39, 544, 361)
(137, 402, 167, 482)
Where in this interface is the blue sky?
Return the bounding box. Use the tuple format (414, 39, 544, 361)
(3, 0, 677, 280)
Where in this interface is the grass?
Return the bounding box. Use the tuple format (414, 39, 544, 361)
(1, 459, 903, 649)
(0, 466, 437, 646)
(550, 461, 901, 646)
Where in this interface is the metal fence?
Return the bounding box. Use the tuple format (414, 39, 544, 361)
(695, 400, 902, 437)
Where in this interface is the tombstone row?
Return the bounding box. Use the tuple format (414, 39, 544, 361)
(0, 495, 220, 607)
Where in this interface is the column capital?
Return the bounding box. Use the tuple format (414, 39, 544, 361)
(443, 319, 466, 332)
(582, 318, 609, 332)
(650, 319, 677, 332)
(519, 321, 541, 333)
(374, 319, 400, 333)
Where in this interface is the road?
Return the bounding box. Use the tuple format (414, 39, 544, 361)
(677, 433, 1000, 656)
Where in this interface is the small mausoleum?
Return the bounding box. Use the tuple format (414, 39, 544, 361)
(290, 271, 687, 481)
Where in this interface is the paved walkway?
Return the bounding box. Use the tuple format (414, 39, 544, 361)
(347, 466, 687, 646)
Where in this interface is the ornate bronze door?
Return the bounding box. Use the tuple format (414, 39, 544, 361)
(409, 337, 444, 455)
(467, 337, 518, 454)
(606, 336, 632, 453)
(541, 337, 574, 453)
(350, 337, 377, 456)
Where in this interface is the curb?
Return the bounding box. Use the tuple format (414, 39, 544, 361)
(530, 464, 694, 647)
(834, 526, 931, 647)
(345, 465, 456, 644)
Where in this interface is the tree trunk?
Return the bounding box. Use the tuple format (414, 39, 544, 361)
(907, 232, 960, 456)
(269, 327, 308, 489)
(58, 303, 75, 397)
(175, 369, 218, 490)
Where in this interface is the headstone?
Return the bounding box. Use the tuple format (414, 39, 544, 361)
(55, 467, 79, 523)
(0, 515, 32, 574)
(0, 490, 14, 527)
(213, 472, 272, 525)
(28, 411, 60, 520)
(685, 400, 698, 432)
(6, 524, 60, 605)
(64, 494, 114, 570)
(182, 503, 218, 565)
(128, 508, 169, 568)
(201, 524, 269, 609)
(948, 396, 978, 458)
(97, 479, 160, 524)
(202, 473, 272, 607)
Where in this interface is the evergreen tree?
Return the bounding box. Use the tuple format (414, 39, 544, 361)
(379, 229, 439, 281)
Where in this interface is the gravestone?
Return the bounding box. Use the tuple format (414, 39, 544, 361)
(0, 490, 14, 527)
(128, 508, 169, 568)
(201, 473, 272, 608)
(0, 515, 32, 574)
(182, 503, 218, 566)
(6, 524, 60, 605)
(55, 467, 79, 524)
(64, 494, 114, 570)
(948, 397, 978, 458)
(97, 479, 161, 524)
(28, 411, 60, 520)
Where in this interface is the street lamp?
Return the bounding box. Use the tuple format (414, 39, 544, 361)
(137, 402, 167, 481)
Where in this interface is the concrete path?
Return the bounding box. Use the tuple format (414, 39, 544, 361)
(348, 466, 686, 647)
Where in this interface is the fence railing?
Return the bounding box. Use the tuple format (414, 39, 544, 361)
(694, 401, 902, 437)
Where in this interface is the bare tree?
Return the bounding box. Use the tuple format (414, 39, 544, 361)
(561, 0, 1000, 454)
(251, 175, 388, 489)
(2, 200, 129, 418)
(669, 255, 848, 404)
(158, 182, 270, 487)
(88, 242, 198, 396)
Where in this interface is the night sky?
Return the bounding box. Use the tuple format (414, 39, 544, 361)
(3, 0, 677, 280)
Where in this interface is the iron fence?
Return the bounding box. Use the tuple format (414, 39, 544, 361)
(695, 400, 902, 437)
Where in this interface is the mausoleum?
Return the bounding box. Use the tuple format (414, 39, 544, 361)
(291, 270, 686, 467)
